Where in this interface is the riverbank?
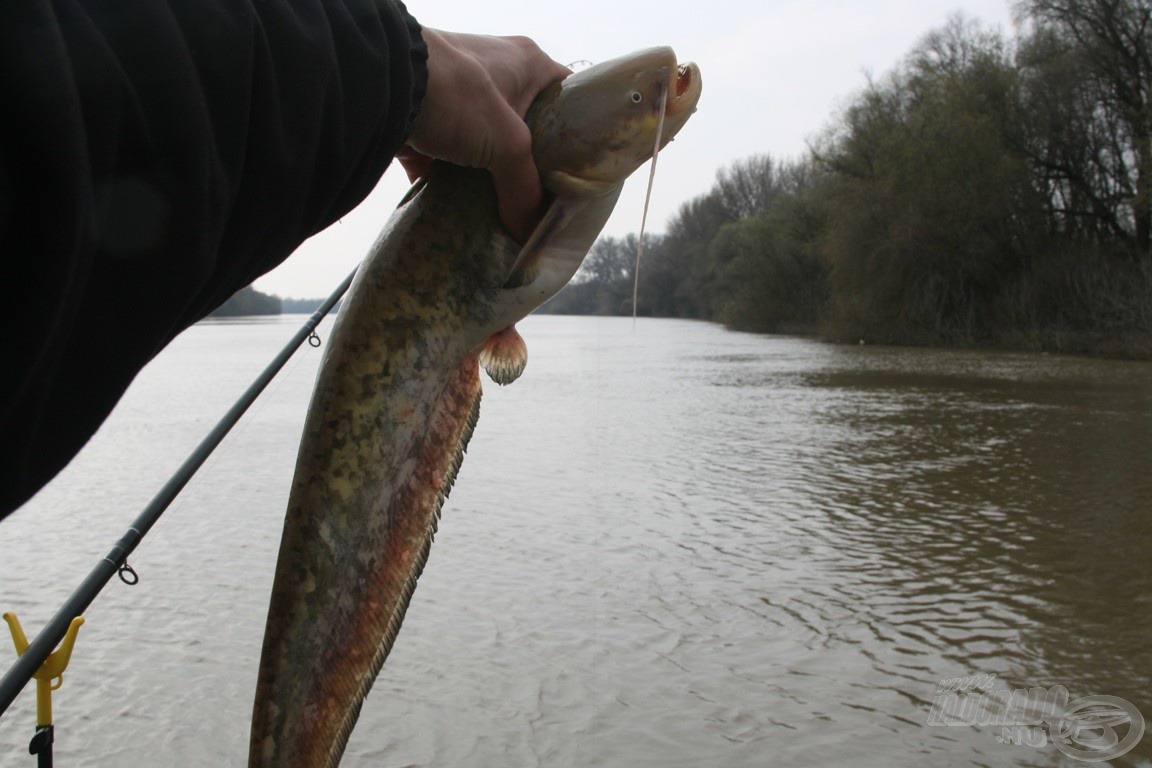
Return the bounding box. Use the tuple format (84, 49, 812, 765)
(817, 326, 1152, 362)
(990, 330, 1152, 361)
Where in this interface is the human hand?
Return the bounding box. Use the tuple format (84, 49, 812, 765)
(401, 29, 571, 244)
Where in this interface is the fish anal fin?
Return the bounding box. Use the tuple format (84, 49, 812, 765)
(479, 326, 528, 385)
(251, 361, 483, 768)
(325, 360, 482, 765)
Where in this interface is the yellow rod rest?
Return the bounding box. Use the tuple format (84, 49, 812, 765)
(4, 612, 85, 728)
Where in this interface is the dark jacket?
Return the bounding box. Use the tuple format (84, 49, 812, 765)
(0, 0, 428, 517)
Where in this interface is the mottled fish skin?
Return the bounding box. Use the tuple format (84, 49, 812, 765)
(249, 164, 516, 768)
(249, 47, 701, 768)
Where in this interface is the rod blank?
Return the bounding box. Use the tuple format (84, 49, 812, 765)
(0, 269, 355, 718)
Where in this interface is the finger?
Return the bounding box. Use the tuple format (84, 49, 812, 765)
(396, 146, 433, 183)
(492, 155, 544, 246)
(488, 120, 544, 244)
(488, 57, 568, 244)
(506, 54, 572, 116)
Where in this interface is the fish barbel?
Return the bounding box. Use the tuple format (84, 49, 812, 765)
(249, 47, 701, 767)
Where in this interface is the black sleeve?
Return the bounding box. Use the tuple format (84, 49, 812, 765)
(0, 0, 428, 518)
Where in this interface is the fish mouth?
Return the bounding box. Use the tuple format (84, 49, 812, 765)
(665, 61, 701, 118)
(531, 47, 702, 197)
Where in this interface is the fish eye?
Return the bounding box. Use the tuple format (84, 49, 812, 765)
(629, 91, 643, 104)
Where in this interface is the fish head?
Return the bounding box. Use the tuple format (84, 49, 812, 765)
(476, 48, 701, 385)
(528, 46, 702, 198)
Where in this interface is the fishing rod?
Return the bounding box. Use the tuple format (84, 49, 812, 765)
(0, 267, 356, 720)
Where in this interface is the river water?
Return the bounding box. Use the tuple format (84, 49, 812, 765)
(1, 315, 1149, 767)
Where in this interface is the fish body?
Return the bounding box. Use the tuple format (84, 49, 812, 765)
(249, 47, 701, 768)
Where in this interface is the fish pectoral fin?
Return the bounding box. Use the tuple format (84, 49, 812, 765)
(502, 197, 586, 289)
(478, 326, 528, 385)
(396, 174, 429, 209)
(543, 171, 620, 198)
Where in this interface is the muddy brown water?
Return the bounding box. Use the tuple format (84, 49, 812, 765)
(2, 315, 1148, 766)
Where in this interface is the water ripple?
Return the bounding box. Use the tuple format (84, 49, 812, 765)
(2, 317, 1149, 766)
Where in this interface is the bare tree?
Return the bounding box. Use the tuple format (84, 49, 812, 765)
(1015, 0, 1152, 260)
(713, 154, 782, 220)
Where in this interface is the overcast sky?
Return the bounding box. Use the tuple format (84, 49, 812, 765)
(253, 0, 1018, 299)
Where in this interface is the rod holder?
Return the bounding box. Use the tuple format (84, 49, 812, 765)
(4, 613, 85, 728)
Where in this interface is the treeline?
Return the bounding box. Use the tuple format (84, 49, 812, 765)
(209, 285, 281, 317)
(546, 0, 1152, 357)
(208, 291, 340, 317)
(281, 297, 341, 314)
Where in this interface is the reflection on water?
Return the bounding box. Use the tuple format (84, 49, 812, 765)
(1, 316, 1149, 767)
